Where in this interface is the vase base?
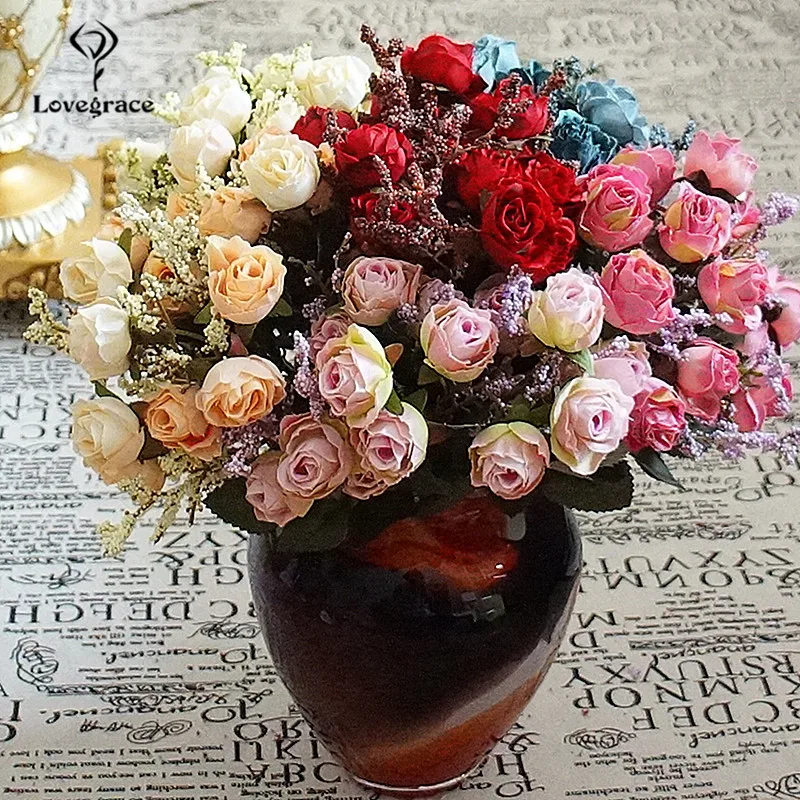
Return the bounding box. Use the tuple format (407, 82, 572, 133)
(352, 769, 474, 798)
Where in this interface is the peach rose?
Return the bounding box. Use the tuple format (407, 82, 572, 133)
(469, 422, 550, 500)
(198, 187, 272, 244)
(676, 338, 740, 422)
(684, 130, 758, 198)
(578, 163, 654, 253)
(96, 214, 149, 272)
(342, 257, 422, 326)
(166, 192, 195, 220)
(349, 403, 428, 484)
(697, 258, 769, 334)
(420, 299, 499, 383)
(206, 235, 286, 325)
(145, 385, 221, 461)
(550, 376, 635, 476)
(343, 468, 393, 500)
(527, 268, 604, 353)
(612, 145, 675, 202)
(599, 249, 676, 336)
(317, 325, 394, 428)
(197, 356, 287, 428)
(277, 414, 354, 500)
(246, 452, 313, 526)
(658, 183, 732, 263)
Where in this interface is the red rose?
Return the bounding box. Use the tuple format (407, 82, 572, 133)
(469, 80, 549, 139)
(481, 177, 577, 282)
(351, 192, 419, 225)
(334, 123, 414, 189)
(519, 149, 583, 216)
(401, 35, 485, 97)
(292, 106, 357, 147)
(452, 147, 522, 213)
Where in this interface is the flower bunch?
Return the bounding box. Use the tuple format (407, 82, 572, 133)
(27, 30, 800, 554)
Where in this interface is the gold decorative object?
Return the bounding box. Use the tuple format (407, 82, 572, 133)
(0, 0, 112, 300)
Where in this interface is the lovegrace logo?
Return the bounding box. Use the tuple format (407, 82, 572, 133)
(69, 20, 118, 92)
(33, 20, 153, 118)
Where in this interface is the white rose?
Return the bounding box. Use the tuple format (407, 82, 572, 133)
(72, 397, 144, 484)
(168, 119, 235, 191)
(117, 138, 166, 193)
(294, 55, 371, 112)
(255, 92, 304, 135)
(68, 298, 131, 380)
(179, 66, 253, 134)
(59, 239, 133, 304)
(241, 132, 320, 212)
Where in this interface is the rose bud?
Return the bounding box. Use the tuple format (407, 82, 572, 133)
(342, 257, 422, 326)
(246, 452, 313, 527)
(68, 298, 131, 381)
(768, 267, 800, 347)
(59, 238, 132, 305)
(292, 106, 357, 147)
(593, 342, 653, 397)
(697, 258, 769, 334)
(198, 187, 272, 244)
(401, 34, 485, 96)
(334, 123, 414, 189)
(611, 146, 675, 203)
(676, 338, 740, 422)
(626, 378, 687, 453)
(684, 130, 758, 198)
(469, 80, 549, 139)
(145, 385, 221, 462)
(452, 147, 522, 213)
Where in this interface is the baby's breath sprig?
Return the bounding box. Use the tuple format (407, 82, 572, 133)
(197, 41, 251, 85)
(152, 91, 181, 125)
(24, 288, 69, 351)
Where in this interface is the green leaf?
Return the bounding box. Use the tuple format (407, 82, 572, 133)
(204, 478, 277, 536)
(194, 303, 213, 326)
(269, 298, 293, 317)
(93, 381, 117, 399)
(117, 228, 133, 258)
(633, 448, 685, 490)
(566, 348, 594, 375)
(405, 389, 428, 413)
(505, 396, 551, 427)
(418, 363, 441, 386)
(542, 461, 634, 512)
(385, 389, 404, 415)
(277, 497, 353, 553)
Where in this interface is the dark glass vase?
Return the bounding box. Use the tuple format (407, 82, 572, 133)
(248, 494, 581, 797)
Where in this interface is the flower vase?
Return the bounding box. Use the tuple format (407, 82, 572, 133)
(248, 493, 581, 797)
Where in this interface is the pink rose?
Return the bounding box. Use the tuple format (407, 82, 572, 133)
(550, 376, 635, 476)
(697, 258, 769, 334)
(684, 130, 758, 197)
(731, 191, 761, 239)
(246, 453, 313, 526)
(593, 342, 653, 396)
(527, 268, 604, 353)
(276, 414, 354, 500)
(768, 267, 800, 347)
(417, 278, 463, 316)
(578, 163, 654, 253)
(733, 367, 794, 433)
(626, 378, 687, 453)
(730, 387, 767, 433)
(676, 338, 740, 422)
(740, 322, 771, 357)
(420, 299, 499, 383)
(612, 145, 675, 202)
(342, 257, 422, 326)
(309, 310, 351, 358)
(317, 324, 393, 428)
(599, 249, 676, 335)
(468, 422, 550, 500)
(350, 402, 428, 484)
(659, 183, 732, 263)
(343, 468, 393, 500)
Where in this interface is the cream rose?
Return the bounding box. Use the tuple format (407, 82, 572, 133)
(59, 239, 133, 305)
(342, 257, 422, 326)
(197, 356, 287, 428)
(95, 215, 149, 272)
(527, 268, 604, 353)
(469, 422, 550, 500)
(168, 119, 235, 191)
(246, 452, 313, 526)
(206, 235, 286, 325)
(294, 55, 372, 112)
(145, 385, 221, 461)
(179, 66, 252, 134)
(349, 403, 428, 484)
(198, 187, 272, 244)
(316, 324, 393, 428)
(72, 397, 146, 485)
(276, 414, 354, 501)
(550, 376, 635, 476)
(68, 298, 131, 380)
(240, 132, 320, 212)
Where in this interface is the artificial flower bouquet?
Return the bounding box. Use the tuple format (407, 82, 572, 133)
(26, 26, 800, 555)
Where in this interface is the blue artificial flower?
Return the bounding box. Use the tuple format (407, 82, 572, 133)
(511, 59, 552, 93)
(473, 35, 522, 92)
(549, 109, 619, 173)
(576, 80, 649, 148)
